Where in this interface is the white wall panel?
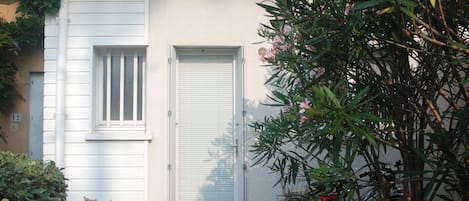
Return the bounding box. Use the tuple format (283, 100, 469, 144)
(66, 155, 145, 167)
(65, 167, 144, 179)
(65, 108, 89, 120)
(45, 15, 57, 25)
(43, 0, 149, 200)
(146, 0, 282, 200)
(44, 142, 146, 155)
(70, 13, 144, 25)
(69, 2, 144, 13)
(44, 108, 91, 126)
(67, 192, 144, 201)
(43, 95, 56, 107)
(65, 84, 89, 96)
(44, 61, 57, 72)
(44, 24, 57, 36)
(65, 119, 89, 131)
(44, 72, 90, 84)
(68, 25, 145, 37)
(43, 83, 56, 95)
(43, 108, 55, 120)
(71, 0, 143, 2)
(44, 49, 57, 60)
(67, 49, 90, 60)
(43, 144, 54, 156)
(44, 131, 89, 143)
(44, 37, 57, 48)
(43, 155, 55, 162)
(65, 96, 90, 107)
(44, 72, 56, 84)
(43, 132, 56, 143)
(68, 36, 146, 48)
(66, 72, 90, 83)
(67, 179, 144, 191)
(43, 119, 55, 131)
(67, 61, 90, 72)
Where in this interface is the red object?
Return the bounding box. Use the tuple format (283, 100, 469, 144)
(319, 193, 338, 201)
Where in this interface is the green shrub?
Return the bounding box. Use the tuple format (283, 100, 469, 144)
(0, 151, 67, 201)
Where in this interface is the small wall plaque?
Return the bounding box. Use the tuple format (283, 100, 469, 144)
(10, 112, 21, 122)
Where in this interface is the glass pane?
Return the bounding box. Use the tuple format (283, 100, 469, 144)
(102, 56, 107, 121)
(137, 56, 143, 120)
(110, 56, 121, 120)
(124, 56, 134, 120)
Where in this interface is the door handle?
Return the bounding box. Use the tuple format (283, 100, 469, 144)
(231, 139, 238, 157)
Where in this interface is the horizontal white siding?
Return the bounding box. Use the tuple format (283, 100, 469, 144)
(68, 25, 145, 37)
(43, 0, 148, 200)
(44, 142, 146, 155)
(70, 13, 145, 25)
(65, 167, 144, 179)
(44, 72, 90, 84)
(68, 192, 144, 201)
(69, 2, 145, 13)
(68, 179, 144, 191)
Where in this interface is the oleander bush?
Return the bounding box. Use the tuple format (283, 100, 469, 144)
(0, 151, 67, 201)
(252, 0, 468, 200)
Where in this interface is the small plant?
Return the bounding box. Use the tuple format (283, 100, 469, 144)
(0, 151, 67, 201)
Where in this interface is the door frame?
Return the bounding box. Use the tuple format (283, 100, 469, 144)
(168, 46, 245, 201)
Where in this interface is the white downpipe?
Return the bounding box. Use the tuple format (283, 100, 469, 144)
(55, 0, 68, 168)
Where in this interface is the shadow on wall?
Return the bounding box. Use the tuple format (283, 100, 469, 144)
(199, 121, 235, 201)
(197, 98, 283, 201)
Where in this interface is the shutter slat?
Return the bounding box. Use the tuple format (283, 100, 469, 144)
(177, 55, 234, 201)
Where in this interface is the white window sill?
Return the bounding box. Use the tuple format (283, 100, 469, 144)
(86, 130, 152, 141)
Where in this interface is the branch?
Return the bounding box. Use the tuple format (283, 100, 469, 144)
(418, 32, 469, 55)
(425, 98, 445, 129)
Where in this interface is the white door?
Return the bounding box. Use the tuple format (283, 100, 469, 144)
(172, 49, 243, 201)
(29, 72, 44, 160)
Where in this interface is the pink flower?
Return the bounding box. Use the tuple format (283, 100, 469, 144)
(344, 4, 351, 16)
(299, 99, 311, 125)
(282, 25, 292, 35)
(260, 55, 266, 62)
(278, 44, 290, 52)
(300, 115, 308, 125)
(300, 98, 311, 110)
(315, 67, 325, 78)
(294, 78, 301, 86)
(273, 35, 290, 52)
(273, 35, 284, 44)
(320, 4, 326, 13)
(265, 48, 276, 60)
(258, 47, 267, 62)
(282, 103, 293, 112)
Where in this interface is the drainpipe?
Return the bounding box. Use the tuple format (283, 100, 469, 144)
(55, 0, 68, 168)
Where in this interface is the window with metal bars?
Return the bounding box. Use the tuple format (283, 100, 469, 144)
(95, 48, 145, 130)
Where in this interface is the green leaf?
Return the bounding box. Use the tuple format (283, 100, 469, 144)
(429, 0, 436, 8)
(31, 188, 46, 194)
(322, 87, 341, 108)
(397, 0, 418, 8)
(436, 194, 454, 201)
(352, 0, 386, 11)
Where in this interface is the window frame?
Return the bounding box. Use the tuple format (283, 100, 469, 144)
(88, 46, 151, 140)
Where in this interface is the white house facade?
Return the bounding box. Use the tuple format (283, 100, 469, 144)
(43, 0, 282, 200)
